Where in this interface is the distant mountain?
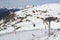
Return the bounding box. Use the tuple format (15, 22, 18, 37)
(0, 8, 20, 20)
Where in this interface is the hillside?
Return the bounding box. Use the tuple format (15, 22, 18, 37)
(0, 3, 60, 37)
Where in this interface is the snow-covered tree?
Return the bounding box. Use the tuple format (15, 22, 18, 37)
(44, 17, 58, 37)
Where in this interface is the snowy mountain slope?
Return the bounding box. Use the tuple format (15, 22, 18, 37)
(0, 29, 60, 40)
(0, 3, 60, 35)
(14, 3, 60, 29)
(0, 29, 48, 40)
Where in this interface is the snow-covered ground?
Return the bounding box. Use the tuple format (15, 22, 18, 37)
(0, 3, 60, 40)
(0, 29, 60, 40)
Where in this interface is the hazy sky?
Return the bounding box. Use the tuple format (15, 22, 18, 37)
(0, 0, 60, 8)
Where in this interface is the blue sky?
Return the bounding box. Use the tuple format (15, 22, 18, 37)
(0, 0, 60, 8)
